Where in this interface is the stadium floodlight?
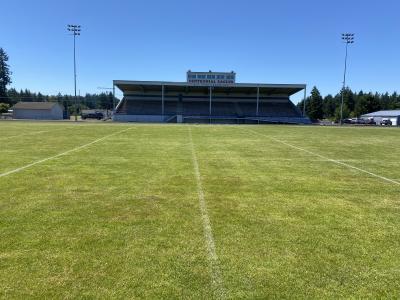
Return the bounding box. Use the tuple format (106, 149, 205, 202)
(340, 33, 355, 125)
(67, 24, 82, 121)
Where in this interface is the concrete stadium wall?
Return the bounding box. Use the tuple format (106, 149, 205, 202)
(113, 114, 165, 122)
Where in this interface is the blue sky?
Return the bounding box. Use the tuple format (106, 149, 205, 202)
(2, 0, 400, 102)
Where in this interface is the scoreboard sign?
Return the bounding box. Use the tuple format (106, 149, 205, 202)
(187, 71, 236, 86)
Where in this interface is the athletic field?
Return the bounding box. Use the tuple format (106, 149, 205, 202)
(1, 121, 399, 298)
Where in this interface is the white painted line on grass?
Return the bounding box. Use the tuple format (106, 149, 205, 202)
(0, 127, 132, 178)
(188, 126, 226, 299)
(245, 128, 400, 186)
(0, 126, 79, 141)
(0, 130, 53, 140)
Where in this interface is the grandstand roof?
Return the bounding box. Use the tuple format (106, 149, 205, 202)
(114, 80, 305, 96)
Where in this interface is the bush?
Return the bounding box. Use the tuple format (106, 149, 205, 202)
(0, 103, 10, 113)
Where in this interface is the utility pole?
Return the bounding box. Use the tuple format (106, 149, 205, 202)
(67, 24, 81, 121)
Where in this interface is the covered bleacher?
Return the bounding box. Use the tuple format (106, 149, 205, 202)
(113, 80, 311, 124)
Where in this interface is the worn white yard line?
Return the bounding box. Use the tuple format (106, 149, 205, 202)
(188, 126, 226, 299)
(0, 126, 80, 141)
(0, 130, 54, 140)
(245, 128, 400, 186)
(0, 127, 132, 178)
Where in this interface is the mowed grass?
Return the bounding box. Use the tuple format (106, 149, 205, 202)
(0, 121, 399, 298)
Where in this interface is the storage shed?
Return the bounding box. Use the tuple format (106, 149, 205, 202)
(12, 102, 64, 120)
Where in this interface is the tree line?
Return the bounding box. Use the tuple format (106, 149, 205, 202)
(297, 87, 400, 121)
(4, 88, 115, 114)
(0, 47, 116, 114)
(1, 47, 400, 119)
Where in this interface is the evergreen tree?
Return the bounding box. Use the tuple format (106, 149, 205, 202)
(0, 48, 12, 104)
(322, 94, 336, 119)
(380, 92, 390, 110)
(7, 88, 19, 105)
(307, 86, 324, 120)
(0, 103, 10, 113)
(37, 92, 44, 102)
(354, 93, 381, 116)
(391, 92, 400, 109)
(334, 104, 350, 121)
(342, 88, 355, 112)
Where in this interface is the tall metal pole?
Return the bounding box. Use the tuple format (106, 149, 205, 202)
(340, 42, 348, 125)
(340, 33, 354, 125)
(67, 24, 81, 121)
(73, 33, 77, 121)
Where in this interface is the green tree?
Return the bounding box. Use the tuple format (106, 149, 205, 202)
(322, 94, 336, 119)
(307, 86, 324, 121)
(7, 88, 19, 105)
(342, 88, 355, 112)
(98, 92, 113, 110)
(354, 93, 381, 116)
(334, 104, 350, 121)
(37, 92, 44, 102)
(391, 92, 400, 109)
(0, 102, 10, 113)
(0, 48, 12, 104)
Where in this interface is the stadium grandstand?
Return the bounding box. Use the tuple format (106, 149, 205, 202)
(113, 71, 311, 124)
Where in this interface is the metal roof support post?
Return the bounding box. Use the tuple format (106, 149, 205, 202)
(112, 83, 116, 113)
(256, 86, 260, 117)
(209, 86, 212, 123)
(161, 85, 165, 117)
(303, 85, 307, 117)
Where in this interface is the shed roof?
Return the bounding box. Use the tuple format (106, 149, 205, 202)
(361, 110, 400, 117)
(12, 102, 61, 110)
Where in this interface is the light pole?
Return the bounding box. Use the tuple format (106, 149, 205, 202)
(67, 24, 81, 121)
(340, 33, 354, 125)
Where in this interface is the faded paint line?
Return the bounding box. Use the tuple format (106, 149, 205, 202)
(0, 127, 132, 178)
(188, 126, 226, 299)
(245, 128, 400, 186)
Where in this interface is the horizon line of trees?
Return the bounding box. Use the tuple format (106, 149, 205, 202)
(1, 88, 116, 114)
(0, 47, 117, 114)
(297, 86, 400, 121)
(1, 47, 400, 118)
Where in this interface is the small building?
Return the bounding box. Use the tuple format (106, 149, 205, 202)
(361, 110, 400, 126)
(12, 102, 64, 120)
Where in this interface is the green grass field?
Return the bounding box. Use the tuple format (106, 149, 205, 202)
(1, 121, 400, 299)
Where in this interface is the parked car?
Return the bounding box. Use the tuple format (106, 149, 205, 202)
(380, 119, 392, 126)
(81, 111, 104, 120)
(353, 118, 365, 124)
(365, 118, 376, 125)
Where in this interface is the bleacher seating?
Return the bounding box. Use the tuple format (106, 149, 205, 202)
(182, 101, 209, 115)
(211, 102, 236, 116)
(117, 100, 161, 115)
(115, 97, 307, 123)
